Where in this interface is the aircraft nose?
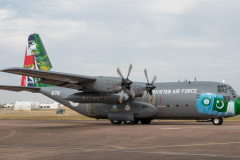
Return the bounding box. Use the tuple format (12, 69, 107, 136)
(234, 97, 240, 115)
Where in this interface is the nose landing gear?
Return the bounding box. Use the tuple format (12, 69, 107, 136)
(212, 117, 223, 125)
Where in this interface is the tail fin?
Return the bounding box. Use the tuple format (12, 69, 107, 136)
(21, 33, 53, 87)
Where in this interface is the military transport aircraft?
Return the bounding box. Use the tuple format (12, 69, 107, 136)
(0, 33, 240, 125)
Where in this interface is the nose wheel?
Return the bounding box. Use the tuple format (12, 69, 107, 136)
(212, 117, 223, 125)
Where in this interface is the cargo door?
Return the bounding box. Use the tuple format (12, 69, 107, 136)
(149, 95, 156, 106)
(86, 103, 96, 116)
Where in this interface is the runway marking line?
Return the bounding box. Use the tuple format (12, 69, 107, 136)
(0, 128, 16, 140)
(115, 141, 240, 150)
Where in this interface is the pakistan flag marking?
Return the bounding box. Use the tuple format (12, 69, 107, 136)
(196, 93, 240, 116)
(213, 98, 228, 112)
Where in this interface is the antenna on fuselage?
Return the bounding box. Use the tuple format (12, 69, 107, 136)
(223, 80, 225, 83)
(195, 77, 196, 81)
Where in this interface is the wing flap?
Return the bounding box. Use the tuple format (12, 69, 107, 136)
(0, 85, 40, 93)
(39, 79, 83, 90)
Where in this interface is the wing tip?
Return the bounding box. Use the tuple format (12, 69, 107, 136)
(1, 67, 22, 72)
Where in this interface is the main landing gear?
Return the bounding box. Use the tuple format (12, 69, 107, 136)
(111, 120, 122, 125)
(110, 119, 152, 125)
(140, 119, 152, 124)
(212, 117, 223, 125)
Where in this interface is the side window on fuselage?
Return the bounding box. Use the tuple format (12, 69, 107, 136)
(223, 96, 230, 102)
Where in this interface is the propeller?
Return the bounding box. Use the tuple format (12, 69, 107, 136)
(142, 69, 157, 100)
(116, 64, 135, 103)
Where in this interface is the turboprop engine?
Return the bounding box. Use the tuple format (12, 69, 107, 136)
(63, 92, 129, 104)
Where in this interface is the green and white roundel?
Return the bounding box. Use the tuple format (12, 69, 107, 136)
(202, 98, 211, 106)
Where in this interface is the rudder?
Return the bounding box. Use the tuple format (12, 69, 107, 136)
(21, 33, 53, 87)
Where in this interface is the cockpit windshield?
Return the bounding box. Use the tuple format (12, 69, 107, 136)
(217, 85, 235, 93)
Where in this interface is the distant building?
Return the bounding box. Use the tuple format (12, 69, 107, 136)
(14, 101, 40, 111)
(3, 103, 14, 108)
(13, 101, 64, 110)
(39, 102, 59, 109)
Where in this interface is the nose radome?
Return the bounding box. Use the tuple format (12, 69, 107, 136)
(234, 98, 240, 115)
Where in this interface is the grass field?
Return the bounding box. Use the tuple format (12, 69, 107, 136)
(0, 108, 99, 120)
(1, 108, 240, 121)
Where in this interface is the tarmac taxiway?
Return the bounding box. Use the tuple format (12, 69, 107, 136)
(0, 120, 240, 160)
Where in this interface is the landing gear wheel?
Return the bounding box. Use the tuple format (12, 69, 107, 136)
(123, 120, 134, 125)
(212, 117, 223, 125)
(124, 118, 139, 125)
(140, 119, 152, 124)
(111, 120, 122, 125)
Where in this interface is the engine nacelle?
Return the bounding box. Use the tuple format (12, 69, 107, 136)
(81, 77, 122, 94)
(130, 82, 146, 97)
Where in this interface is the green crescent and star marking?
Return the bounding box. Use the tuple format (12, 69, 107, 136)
(213, 98, 228, 112)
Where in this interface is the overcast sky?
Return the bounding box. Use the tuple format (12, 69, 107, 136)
(0, 0, 240, 103)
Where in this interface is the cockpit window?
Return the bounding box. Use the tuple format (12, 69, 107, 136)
(217, 85, 222, 93)
(222, 86, 227, 93)
(217, 85, 235, 93)
(229, 87, 235, 92)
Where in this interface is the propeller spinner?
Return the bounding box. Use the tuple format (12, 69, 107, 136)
(116, 64, 135, 103)
(142, 69, 157, 100)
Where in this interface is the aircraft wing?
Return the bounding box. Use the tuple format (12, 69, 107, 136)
(0, 85, 40, 93)
(1, 67, 96, 90)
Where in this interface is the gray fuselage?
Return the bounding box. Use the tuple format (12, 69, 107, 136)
(38, 81, 239, 120)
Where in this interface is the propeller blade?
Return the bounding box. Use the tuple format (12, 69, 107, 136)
(129, 86, 135, 99)
(119, 90, 125, 104)
(142, 90, 147, 100)
(116, 67, 124, 79)
(149, 90, 153, 95)
(127, 63, 133, 79)
(144, 69, 149, 84)
(151, 75, 157, 84)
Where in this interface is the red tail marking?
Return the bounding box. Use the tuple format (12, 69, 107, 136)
(21, 46, 34, 86)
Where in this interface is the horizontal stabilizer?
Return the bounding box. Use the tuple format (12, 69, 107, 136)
(0, 85, 40, 93)
(2, 67, 96, 90)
